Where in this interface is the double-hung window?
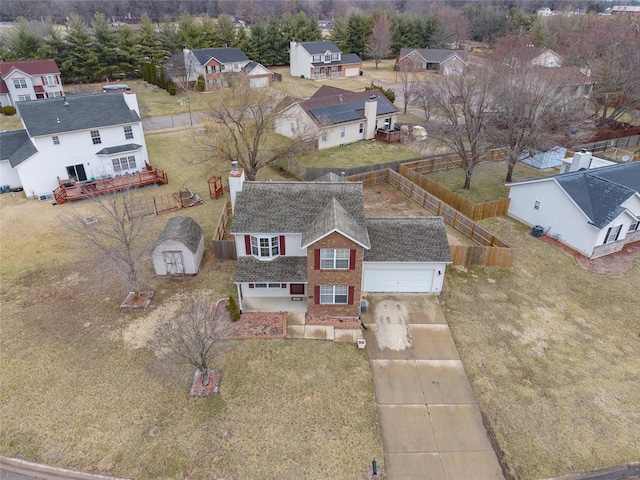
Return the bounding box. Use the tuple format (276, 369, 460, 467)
(251, 235, 279, 258)
(112, 156, 136, 173)
(52, 136, 60, 145)
(340, 126, 345, 138)
(320, 249, 349, 269)
(13, 78, 27, 89)
(629, 221, 639, 233)
(124, 126, 133, 139)
(43, 75, 57, 86)
(91, 130, 101, 144)
(604, 225, 622, 244)
(320, 285, 348, 304)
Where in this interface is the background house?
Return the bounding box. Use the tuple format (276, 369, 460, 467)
(229, 165, 451, 320)
(274, 86, 398, 150)
(0, 59, 64, 107)
(289, 41, 363, 79)
(507, 156, 640, 258)
(153, 216, 205, 275)
(397, 48, 469, 75)
(0, 92, 149, 199)
(183, 47, 273, 89)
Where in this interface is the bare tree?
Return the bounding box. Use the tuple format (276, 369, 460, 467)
(424, 68, 494, 190)
(430, 5, 471, 49)
(191, 76, 314, 180)
(396, 54, 422, 115)
(66, 188, 147, 295)
(154, 296, 231, 386)
(365, 13, 392, 69)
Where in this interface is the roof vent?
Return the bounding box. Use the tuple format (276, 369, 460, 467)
(231, 161, 239, 173)
(56, 117, 60, 124)
(369, 95, 376, 100)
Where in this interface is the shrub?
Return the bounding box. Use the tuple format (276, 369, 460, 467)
(228, 295, 241, 322)
(167, 82, 177, 95)
(365, 82, 396, 103)
(2, 105, 17, 115)
(195, 75, 206, 92)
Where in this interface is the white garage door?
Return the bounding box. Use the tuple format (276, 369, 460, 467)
(250, 76, 269, 88)
(344, 67, 360, 77)
(363, 268, 435, 293)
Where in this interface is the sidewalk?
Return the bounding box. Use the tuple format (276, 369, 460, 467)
(361, 295, 504, 480)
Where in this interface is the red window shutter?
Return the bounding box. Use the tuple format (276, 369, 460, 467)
(245, 235, 251, 255)
(314, 285, 320, 304)
(249, 283, 254, 288)
(279, 236, 286, 255)
(348, 286, 355, 305)
(55, 76, 60, 85)
(349, 249, 356, 270)
(281, 284, 286, 288)
(314, 249, 320, 269)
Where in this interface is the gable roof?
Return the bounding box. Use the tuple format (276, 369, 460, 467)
(231, 180, 370, 248)
(155, 216, 203, 253)
(17, 93, 140, 137)
(399, 48, 468, 64)
(314, 172, 347, 183)
(365, 217, 452, 263)
(290, 86, 397, 127)
(510, 162, 640, 229)
(191, 48, 249, 65)
(234, 256, 308, 283)
(0, 130, 38, 167)
(298, 41, 341, 54)
(311, 53, 362, 67)
(0, 59, 60, 77)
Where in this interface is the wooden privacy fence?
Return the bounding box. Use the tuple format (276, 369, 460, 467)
(347, 169, 514, 268)
(212, 201, 237, 260)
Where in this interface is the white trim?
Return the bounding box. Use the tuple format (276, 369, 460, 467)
(300, 227, 370, 249)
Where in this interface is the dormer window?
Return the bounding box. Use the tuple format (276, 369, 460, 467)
(324, 52, 331, 63)
(251, 235, 280, 258)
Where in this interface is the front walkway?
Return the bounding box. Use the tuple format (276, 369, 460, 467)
(361, 295, 504, 480)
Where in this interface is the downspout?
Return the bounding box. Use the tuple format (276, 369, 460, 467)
(236, 283, 243, 312)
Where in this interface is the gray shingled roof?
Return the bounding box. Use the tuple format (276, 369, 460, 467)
(234, 256, 308, 283)
(365, 217, 452, 263)
(231, 181, 369, 248)
(155, 216, 203, 253)
(95, 143, 142, 156)
(192, 48, 249, 65)
(400, 48, 468, 64)
(311, 52, 362, 67)
(301, 197, 370, 248)
(0, 130, 38, 168)
(17, 93, 140, 137)
(299, 41, 341, 54)
(555, 162, 640, 228)
(314, 172, 347, 183)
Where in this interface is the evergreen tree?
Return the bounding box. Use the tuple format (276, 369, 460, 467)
(216, 15, 236, 48)
(158, 15, 182, 58)
(200, 14, 218, 48)
(116, 25, 141, 78)
(92, 13, 118, 80)
(281, 12, 321, 43)
(346, 13, 372, 58)
(41, 18, 68, 64)
(6, 18, 42, 59)
(178, 12, 204, 49)
(265, 16, 288, 65)
(138, 13, 164, 64)
(62, 15, 100, 83)
(330, 18, 350, 53)
(233, 26, 254, 58)
(250, 20, 269, 65)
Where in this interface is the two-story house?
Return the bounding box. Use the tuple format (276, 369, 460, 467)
(0, 93, 151, 199)
(274, 86, 398, 150)
(0, 59, 64, 107)
(289, 41, 363, 79)
(183, 48, 273, 89)
(229, 165, 452, 321)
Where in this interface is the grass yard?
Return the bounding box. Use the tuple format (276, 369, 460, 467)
(441, 217, 640, 479)
(0, 129, 383, 479)
(0, 113, 23, 131)
(426, 161, 560, 203)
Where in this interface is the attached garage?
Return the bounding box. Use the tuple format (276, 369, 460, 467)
(344, 67, 360, 77)
(250, 76, 269, 88)
(363, 217, 452, 294)
(363, 263, 437, 293)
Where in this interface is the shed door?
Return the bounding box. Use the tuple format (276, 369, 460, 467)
(163, 251, 185, 274)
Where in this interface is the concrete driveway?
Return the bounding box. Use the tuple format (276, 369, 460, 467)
(361, 295, 504, 480)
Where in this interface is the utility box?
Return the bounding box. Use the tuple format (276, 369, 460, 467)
(357, 339, 366, 349)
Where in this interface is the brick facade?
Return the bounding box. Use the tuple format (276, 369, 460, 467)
(592, 230, 640, 258)
(306, 232, 363, 317)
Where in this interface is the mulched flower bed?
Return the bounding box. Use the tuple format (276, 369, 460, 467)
(190, 369, 221, 397)
(120, 291, 154, 308)
(306, 315, 361, 329)
(214, 299, 285, 339)
(539, 236, 640, 276)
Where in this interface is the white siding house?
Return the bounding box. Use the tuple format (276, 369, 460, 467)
(289, 41, 363, 79)
(0, 59, 64, 107)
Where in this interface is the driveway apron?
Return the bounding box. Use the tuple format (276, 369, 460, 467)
(362, 295, 504, 480)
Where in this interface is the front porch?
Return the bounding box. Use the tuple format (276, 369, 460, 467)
(241, 296, 308, 314)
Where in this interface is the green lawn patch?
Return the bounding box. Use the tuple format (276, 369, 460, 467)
(295, 140, 421, 168)
(425, 161, 559, 203)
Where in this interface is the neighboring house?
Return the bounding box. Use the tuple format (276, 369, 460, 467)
(274, 85, 398, 150)
(534, 65, 595, 99)
(510, 46, 563, 68)
(0, 92, 149, 199)
(507, 155, 640, 258)
(611, 5, 640, 16)
(153, 216, 205, 275)
(289, 41, 363, 79)
(183, 48, 273, 89)
(0, 59, 64, 107)
(397, 48, 469, 75)
(229, 166, 451, 319)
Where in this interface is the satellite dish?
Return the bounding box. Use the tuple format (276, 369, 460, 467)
(621, 155, 631, 163)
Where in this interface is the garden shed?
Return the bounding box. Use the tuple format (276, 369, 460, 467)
(153, 216, 204, 275)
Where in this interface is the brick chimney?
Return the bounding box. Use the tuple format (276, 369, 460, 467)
(228, 161, 245, 213)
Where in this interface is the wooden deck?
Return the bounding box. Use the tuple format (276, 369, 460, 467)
(53, 167, 168, 205)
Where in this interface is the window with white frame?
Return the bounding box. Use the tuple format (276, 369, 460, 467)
(43, 75, 57, 86)
(52, 91, 62, 97)
(628, 221, 639, 233)
(313, 54, 322, 62)
(17, 95, 31, 101)
(320, 249, 349, 269)
(321, 134, 327, 142)
(112, 156, 136, 173)
(604, 225, 622, 243)
(13, 78, 27, 89)
(206, 66, 213, 74)
(52, 136, 60, 145)
(290, 122, 296, 134)
(90, 130, 101, 144)
(124, 125, 133, 139)
(253, 283, 283, 289)
(320, 285, 348, 304)
(340, 126, 345, 138)
(332, 53, 340, 61)
(324, 52, 331, 62)
(534, 200, 540, 210)
(251, 235, 280, 258)
(359, 123, 364, 134)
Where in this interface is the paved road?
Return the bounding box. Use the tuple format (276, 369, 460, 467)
(362, 295, 504, 480)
